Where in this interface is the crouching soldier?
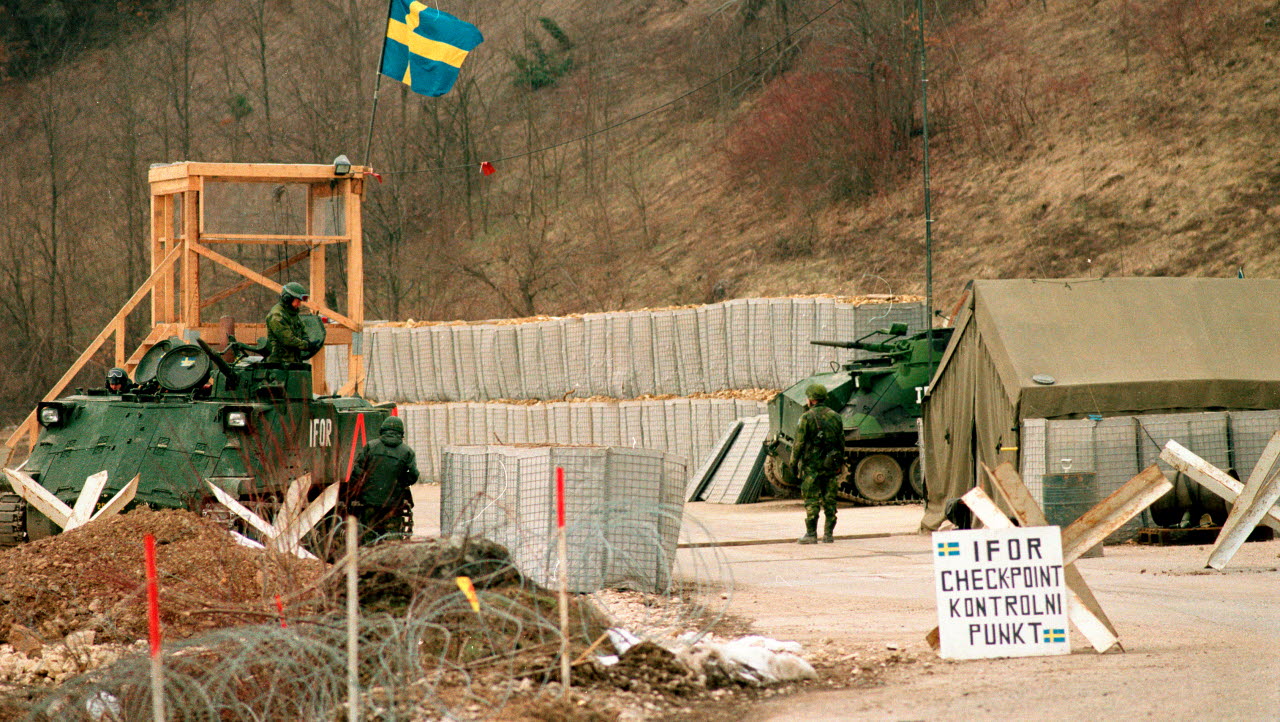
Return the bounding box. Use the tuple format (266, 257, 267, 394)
(347, 416, 419, 542)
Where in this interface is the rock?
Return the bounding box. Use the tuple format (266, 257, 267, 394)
(9, 624, 44, 656)
(65, 629, 96, 650)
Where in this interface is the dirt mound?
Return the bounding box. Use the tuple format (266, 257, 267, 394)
(0, 507, 325, 645)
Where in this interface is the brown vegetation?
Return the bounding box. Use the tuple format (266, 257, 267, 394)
(1, 0, 1278, 421)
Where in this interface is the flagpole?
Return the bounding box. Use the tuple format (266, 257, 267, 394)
(362, 0, 397, 166)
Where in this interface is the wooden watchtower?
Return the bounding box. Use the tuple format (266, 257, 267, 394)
(4, 161, 370, 464)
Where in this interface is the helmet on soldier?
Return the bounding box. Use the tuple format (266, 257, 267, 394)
(805, 384, 828, 403)
(107, 367, 129, 392)
(280, 282, 309, 305)
(379, 415, 405, 447)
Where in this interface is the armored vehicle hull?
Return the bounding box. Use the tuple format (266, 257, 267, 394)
(3, 335, 393, 546)
(764, 325, 953, 504)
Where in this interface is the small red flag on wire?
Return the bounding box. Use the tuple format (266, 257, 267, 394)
(480, 161, 496, 176)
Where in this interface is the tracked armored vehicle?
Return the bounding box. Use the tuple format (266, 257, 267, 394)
(763, 323, 952, 504)
(1, 320, 393, 546)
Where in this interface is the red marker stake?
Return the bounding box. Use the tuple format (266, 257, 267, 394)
(556, 467, 570, 691)
(144, 534, 165, 721)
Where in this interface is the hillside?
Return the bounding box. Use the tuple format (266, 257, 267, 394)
(0, 0, 1277, 420)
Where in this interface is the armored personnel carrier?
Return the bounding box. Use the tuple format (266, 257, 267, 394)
(1, 320, 393, 546)
(763, 323, 952, 503)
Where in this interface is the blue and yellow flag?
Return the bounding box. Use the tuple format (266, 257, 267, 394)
(381, 1, 483, 97)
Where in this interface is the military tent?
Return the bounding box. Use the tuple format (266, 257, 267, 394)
(920, 277, 1280, 530)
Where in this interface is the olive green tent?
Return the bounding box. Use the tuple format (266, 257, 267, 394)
(920, 277, 1280, 531)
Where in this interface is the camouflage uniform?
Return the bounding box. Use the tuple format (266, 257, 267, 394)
(348, 417, 419, 542)
(265, 301, 309, 363)
(792, 386, 845, 543)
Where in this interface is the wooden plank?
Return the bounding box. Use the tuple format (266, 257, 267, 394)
(346, 179, 365, 395)
(182, 197, 200, 328)
(90, 475, 139, 523)
(68, 470, 110, 530)
(1160, 440, 1280, 532)
(1060, 465, 1171, 564)
(200, 249, 310, 310)
(188, 242, 358, 330)
(980, 463, 1120, 638)
(149, 177, 199, 195)
(959, 486, 1120, 653)
(113, 318, 125, 366)
(3, 469, 71, 528)
(197, 234, 347, 244)
(1208, 431, 1280, 569)
(982, 461, 1048, 526)
(149, 162, 368, 184)
(309, 184, 328, 396)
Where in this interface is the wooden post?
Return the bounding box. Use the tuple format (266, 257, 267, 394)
(345, 178, 365, 395)
(346, 516, 360, 722)
(181, 188, 201, 328)
(309, 185, 328, 395)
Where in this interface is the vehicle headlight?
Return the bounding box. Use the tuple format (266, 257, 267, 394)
(39, 407, 61, 426)
(226, 411, 248, 428)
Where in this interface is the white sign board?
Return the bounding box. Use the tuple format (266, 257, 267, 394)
(932, 526, 1069, 660)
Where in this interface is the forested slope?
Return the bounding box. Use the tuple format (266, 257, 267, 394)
(1, 0, 1277, 420)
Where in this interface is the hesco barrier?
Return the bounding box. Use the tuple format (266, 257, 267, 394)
(1021, 409, 1280, 542)
(400, 397, 767, 482)
(439, 445, 686, 593)
(325, 297, 926, 402)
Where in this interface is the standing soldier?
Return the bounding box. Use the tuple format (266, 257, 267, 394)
(347, 416, 419, 542)
(791, 383, 845, 544)
(266, 282, 317, 363)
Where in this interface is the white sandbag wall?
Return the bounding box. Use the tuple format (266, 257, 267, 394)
(347, 298, 925, 403)
(439, 445, 686, 593)
(401, 397, 767, 482)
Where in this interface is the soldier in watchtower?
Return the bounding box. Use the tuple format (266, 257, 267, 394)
(791, 383, 846, 544)
(265, 282, 316, 363)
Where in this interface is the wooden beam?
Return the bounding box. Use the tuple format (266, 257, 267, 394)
(149, 162, 368, 185)
(1209, 469, 1280, 570)
(309, 198, 328, 395)
(3, 244, 185, 459)
(981, 462, 1120, 637)
(1059, 465, 1171, 564)
(182, 191, 201, 327)
(346, 178, 365, 395)
(1159, 440, 1280, 533)
(196, 234, 347, 244)
(1204, 431, 1280, 570)
(200, 249, 311, 310)
(959, 486, 1121, 654)
(187, 242, 358, 330)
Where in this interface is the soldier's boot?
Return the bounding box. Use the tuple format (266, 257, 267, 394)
(822, 517, 836, 543)
(797, 517, 818, 545)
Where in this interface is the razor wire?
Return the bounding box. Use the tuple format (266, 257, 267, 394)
(13, 507, 736, 721)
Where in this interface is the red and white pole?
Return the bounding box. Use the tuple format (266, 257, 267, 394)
(556, 466, 570, 690)
(144, 533, 165, 722)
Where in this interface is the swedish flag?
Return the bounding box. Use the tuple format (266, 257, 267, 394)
(381, 1, 483, 97)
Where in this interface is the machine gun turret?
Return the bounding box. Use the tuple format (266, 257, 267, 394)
(810, 322, 912, 356)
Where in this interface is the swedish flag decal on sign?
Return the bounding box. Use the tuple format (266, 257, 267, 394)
(381, 1, 483, 97)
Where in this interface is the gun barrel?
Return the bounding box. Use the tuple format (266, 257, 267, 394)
(810, 340, 858, 349)
(196, 338, 240, 389)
